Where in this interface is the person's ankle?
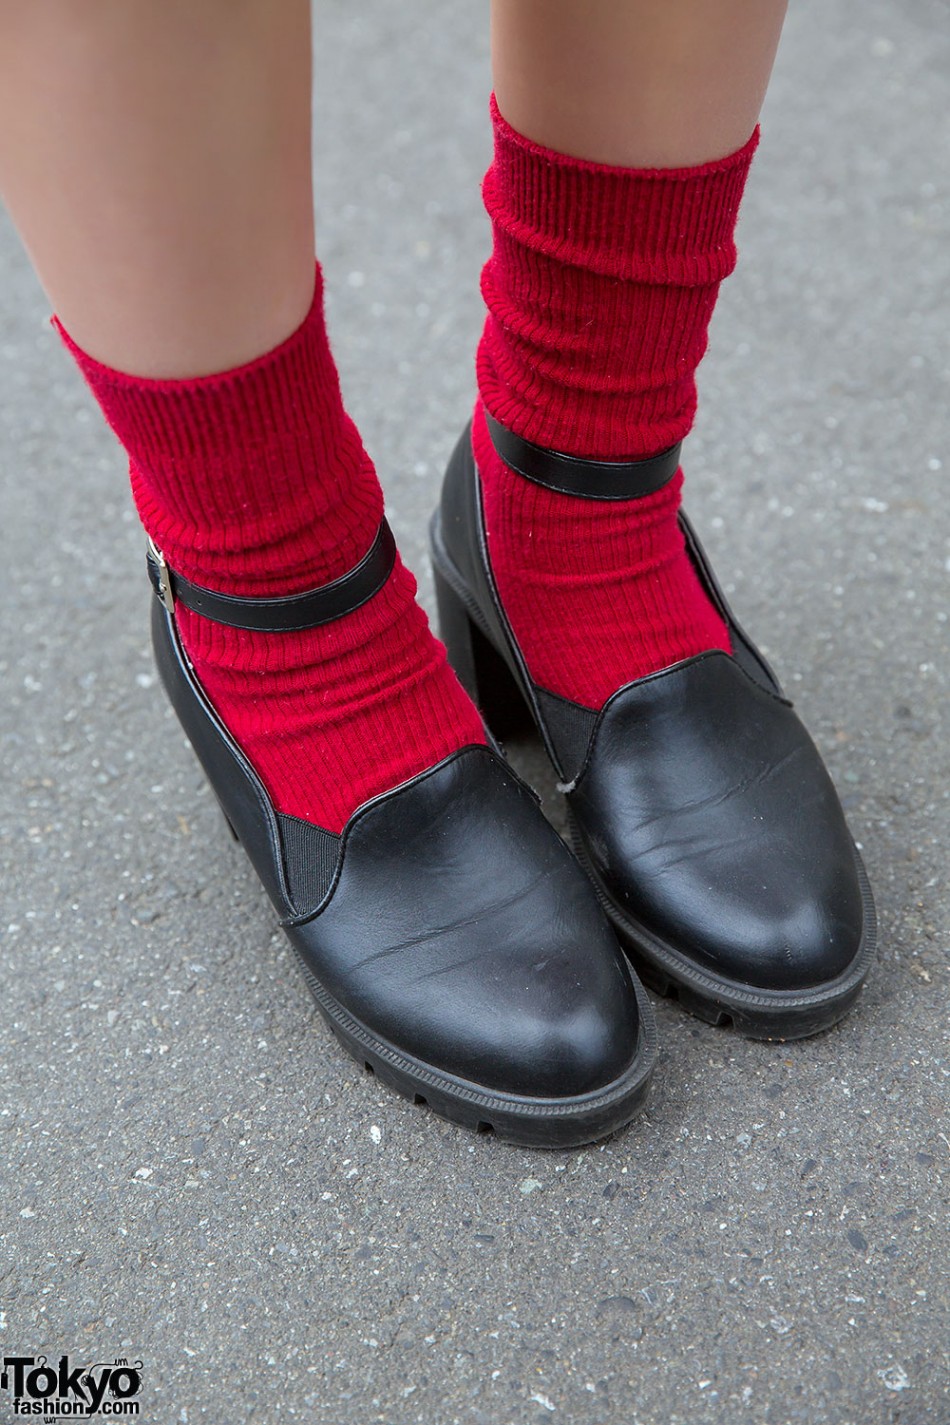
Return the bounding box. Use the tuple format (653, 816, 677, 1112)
(475, 400, 731, 709)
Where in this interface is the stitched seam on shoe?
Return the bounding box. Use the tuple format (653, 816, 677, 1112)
(163, 605, 296, 916)
(568, 649, 792, 796)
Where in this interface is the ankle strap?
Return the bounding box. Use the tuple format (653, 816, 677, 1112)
(485, 411, 681, 501)
(147, 519, 396, 632)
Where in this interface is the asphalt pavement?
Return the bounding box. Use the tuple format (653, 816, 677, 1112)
(1, 1, 948, 1421)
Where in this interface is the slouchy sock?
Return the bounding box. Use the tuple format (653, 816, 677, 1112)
(476, 97, 758, 708)
(59, 269, 485, 833)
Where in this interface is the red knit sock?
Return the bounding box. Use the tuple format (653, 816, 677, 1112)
(58, 269, 485, 833)
(477, 97, 758, 709)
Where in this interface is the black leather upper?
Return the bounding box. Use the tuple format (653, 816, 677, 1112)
(286, 746, 640, 1095)
(151, 594, 642, 1098)
(569, 652, 865, 989)
(433, 422, 871, 997)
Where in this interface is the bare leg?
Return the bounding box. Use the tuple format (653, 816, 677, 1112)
(0, 0, 314, 376)
(0, 0, 490, 832)
(491, 0, 787, 166)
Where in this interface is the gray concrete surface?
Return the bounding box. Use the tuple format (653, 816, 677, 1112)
(1, 1, 948, 1421)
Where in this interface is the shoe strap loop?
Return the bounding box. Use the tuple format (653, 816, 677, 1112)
(146, 519, 396, 632)
(485, 411, 681, 501)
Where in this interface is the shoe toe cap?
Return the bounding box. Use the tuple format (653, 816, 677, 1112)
(573, 654, 871, 994)
(631, 853, 866, 991)
(437, 937, 640, 1098)
(291, 747, 644, 1100)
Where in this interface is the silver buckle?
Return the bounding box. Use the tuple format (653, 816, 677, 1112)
(148, 536, 175, 615)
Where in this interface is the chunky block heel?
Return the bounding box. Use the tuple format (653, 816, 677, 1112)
(433, 565, 533, 742)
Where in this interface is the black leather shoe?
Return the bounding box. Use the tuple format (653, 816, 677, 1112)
(145, 523, 655, 1145)
(430, 419, 877, 1040)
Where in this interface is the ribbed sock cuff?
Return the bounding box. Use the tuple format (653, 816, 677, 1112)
(55, 265, 383, 593)
(477, 97, 759, 459)
(485, 94, 759, 285)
